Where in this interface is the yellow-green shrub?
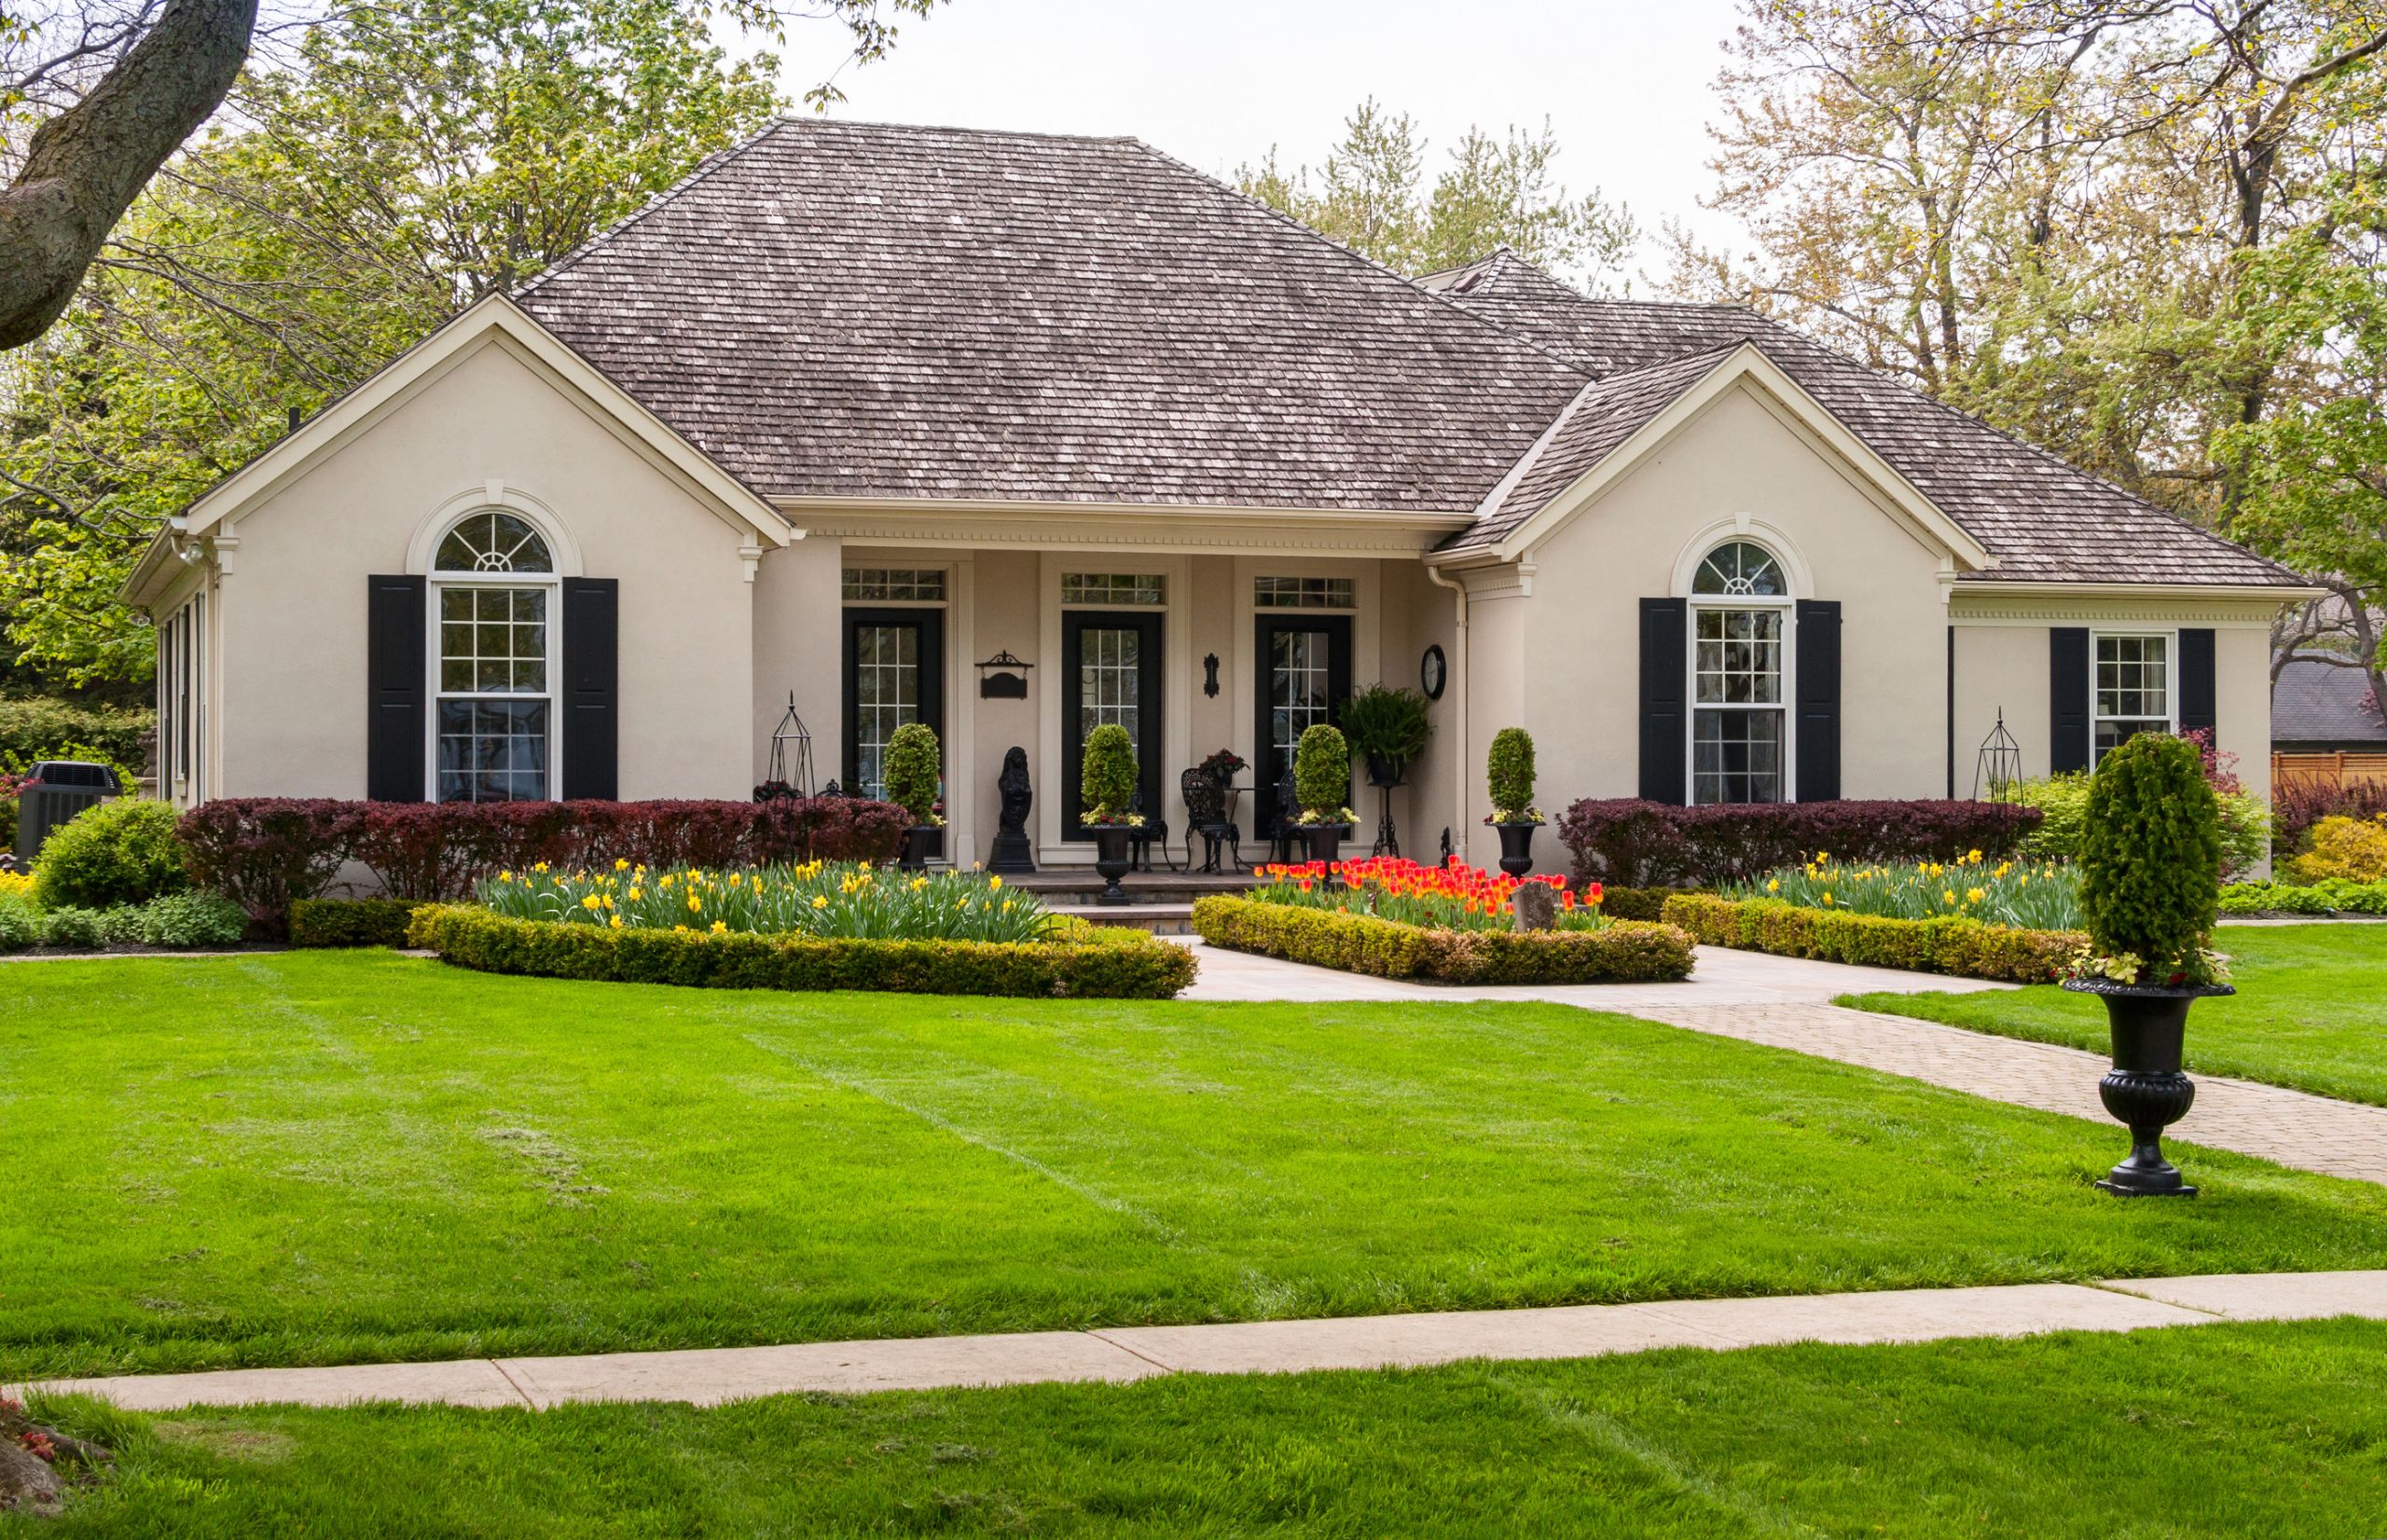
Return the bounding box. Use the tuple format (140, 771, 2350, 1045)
(1662, 893, 2077, 983)
(2289, 814, 2387, 885)
(1192, 895, 1693, 984)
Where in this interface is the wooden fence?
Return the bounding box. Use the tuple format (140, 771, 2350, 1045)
(2273, 750, 2387, 790)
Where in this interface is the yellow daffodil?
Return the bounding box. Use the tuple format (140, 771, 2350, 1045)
(615, 858, 630, 872)
(687, 894, 702, 913)
(580, 894, 601, 911)
(988, 874, 1002, 890)
(1966, 887, 1985, 904)
(1767, 877, 1780, 893)
(1821, 892, 1833, 905)
(628, 887, 642, 901)
(1943, 889, 1957, 905)
(609, 914, 624, 929)
(811, 895, 829, 909)
(711, 920, 728, 935)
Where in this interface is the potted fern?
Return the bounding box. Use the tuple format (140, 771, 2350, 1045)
(1341, 684, 1430, 789)
(1484, 727, 1542, 877)
(2061, 733, 2231, 1197)
(1079, 722, 1140, 903)
(1292, 722, 1356, 866)
(883, 722, 945, 869)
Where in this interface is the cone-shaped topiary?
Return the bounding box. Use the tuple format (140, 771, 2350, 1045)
(1487, 727, 1538, 823)
(1294, 723, 1351, 821)
(882, 722, 943, 825)
(1081, 723, 1138, 821)
(2078, 733, 2222, 983)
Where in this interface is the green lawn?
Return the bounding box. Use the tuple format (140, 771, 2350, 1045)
(1842, 923, 2387, 1106)
(13, 1319, 2384, 1536)
(9, 952, 2387, 1382)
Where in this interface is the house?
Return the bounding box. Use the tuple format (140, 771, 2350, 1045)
(125, 118, 2318, 872)
(2274, 653, 2387, 755)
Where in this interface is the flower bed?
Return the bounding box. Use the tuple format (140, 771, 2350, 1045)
(1249, 856, 1601, 932)
(1661, 893, 2079, 983)
(1192, 895, 1692, 983)
(1723, 851, 2082, 931)
(479, 860, 1050, 942)
(1558, 798, 2042, 888)
(410, 904, 1194, 998)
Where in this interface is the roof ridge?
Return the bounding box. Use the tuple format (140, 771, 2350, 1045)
(515, 121, 793, 299)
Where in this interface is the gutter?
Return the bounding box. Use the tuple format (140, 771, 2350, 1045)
(1425, 564, 1469, 858)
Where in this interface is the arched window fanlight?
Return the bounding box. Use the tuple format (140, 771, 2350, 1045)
(435, 511, 554, 574)
(1691, 540, 1785, 598)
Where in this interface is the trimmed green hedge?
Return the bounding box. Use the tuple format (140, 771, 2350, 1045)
(2217, 878, 2387, 916)
(409, 905, 1196, 998)
(1661, 893, 2078, 983)
(1598, 885, 1706, 923)
(291, 898, 433, 949)
(1191, 895, 1694, 984)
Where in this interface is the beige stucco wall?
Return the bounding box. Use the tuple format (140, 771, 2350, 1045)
(214, 337, 755, 800)
(751, 535, 844, 795)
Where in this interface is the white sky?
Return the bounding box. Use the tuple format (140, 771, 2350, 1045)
(766, 0, 1753, 276)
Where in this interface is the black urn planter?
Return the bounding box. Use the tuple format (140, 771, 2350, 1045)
(2062, 977, 2235, 1197)
(1090, 825, 1134, 905)
(1302, 822, 1350, 868)
(1493, 821, 1539, 879)
(900, 825, 943, 870)
(1365, 754, 1406, 790)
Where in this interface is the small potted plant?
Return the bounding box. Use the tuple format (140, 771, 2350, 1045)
(1484, 726, 1542, 877)
(1292, 722, 1356, 866)
(1080, 722, 1142, 904)
(1198, 747, 1247, 785)
(2062, 733, 2231, 1197)
(1340, 684, 1431, 789)
(883, 722, 945, 869)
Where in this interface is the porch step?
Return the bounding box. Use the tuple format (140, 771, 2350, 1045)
(1047, 903, 1196, 936)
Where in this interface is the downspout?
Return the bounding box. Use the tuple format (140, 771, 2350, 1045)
(1426, 563, 1469, 859)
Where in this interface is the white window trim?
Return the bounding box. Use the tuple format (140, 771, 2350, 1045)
(2090, 628, 2178, 766)
(1683, 540, 1797, 807)
(425, 566, 562, 805)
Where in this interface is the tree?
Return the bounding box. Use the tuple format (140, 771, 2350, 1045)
(0, 0, 797, 687)
(0, 0, 945, 352)
(1239, 101, 1638, 291)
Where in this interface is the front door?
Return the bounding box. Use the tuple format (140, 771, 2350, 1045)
(1254, 614, 1352, 837)
(843, 608, 945, 802)
(1062, 611, 1163, 839)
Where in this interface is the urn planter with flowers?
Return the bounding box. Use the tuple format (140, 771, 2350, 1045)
(1484, 726, 1543, 878)
(2060, 733, 2231, 1197)
(1292, 723, 1355, 877)
(1080, 722, 1141, 904)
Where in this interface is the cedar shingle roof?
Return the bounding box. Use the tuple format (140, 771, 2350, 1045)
(1423, 253, 2304, 585)
(516, 118, 1586, 512)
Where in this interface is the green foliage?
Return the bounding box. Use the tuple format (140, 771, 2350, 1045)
(2021, 770, 2267, 882)
(412, 904, 1196, 999)
(2077, 736, 2222, 977)
(2219, 878, 2387, 916)
(0, 695, 151, 777)
(1079, 723, 1138, 820)
(1338, 684, 1430, 770)
(32, 798, 187, 910)
(480, 861, 1054, 943)
(0, 893, 34, 951)
(1597, 885, 1706, 923)
(132, 890, 251, 948)
(1293, 722, 1351, 819)
(881, 722, 942, 823)
(36, 905, 106, 949)
(1237, 100, 1636, 290)
(1193, 895, 1694, 984)
(1663, 893, 2079, 985)
(290, 898, 433, 949)
(2287, 815, 2387, 884)
(1731, 852, 2082, 930)
(1486, 726, 1538, 821)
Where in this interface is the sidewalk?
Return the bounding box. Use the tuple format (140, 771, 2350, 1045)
(21, 1272, 2387, 1412)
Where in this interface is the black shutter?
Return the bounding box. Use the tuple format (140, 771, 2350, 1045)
(1795, 599, 1842, 802)
(2179, 628, 2216, 736)
(366, 574, 426, 801)
(2049, 627, 2090, 774)
(560, 577, 619, 801)
(1638, 598, 1687, 804)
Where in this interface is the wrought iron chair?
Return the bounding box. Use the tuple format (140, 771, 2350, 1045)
(1267, 762, 1302, 864)
(1182, 767, 1240, 873)
(1126, 784, 1176, 873)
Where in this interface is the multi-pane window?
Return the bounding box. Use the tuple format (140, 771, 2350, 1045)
(1062, 573, 1166, 606)
(1269, 630, 1332, 774)
(842, 568, 947, 602)
(1076, 626, 1145, 746)
(2093, 634, 2172, 763)
(1690, 543, 1788, 805)
(433, 515, 554, 804)
(850, 624, 920, 800)
(1255, 576, 1355, 609)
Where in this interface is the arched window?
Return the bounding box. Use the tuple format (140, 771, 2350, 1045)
(431, 511, 558, 803)
(1690, 540, 1791, 804)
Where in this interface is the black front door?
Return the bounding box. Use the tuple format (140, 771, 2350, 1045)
(1254, 614, 1352, 836)
(1062, 611, 1163, 839)
(843, 608, 945, 802)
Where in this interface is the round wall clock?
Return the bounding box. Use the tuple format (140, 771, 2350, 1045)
(1420, 643, 1447, 700)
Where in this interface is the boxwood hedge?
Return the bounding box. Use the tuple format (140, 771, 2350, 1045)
(1191, 895, 1694, 984)
(1661, 892, 2078, 983)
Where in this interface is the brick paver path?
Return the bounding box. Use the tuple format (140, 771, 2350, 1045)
(1635, 1000, 2387, 1187)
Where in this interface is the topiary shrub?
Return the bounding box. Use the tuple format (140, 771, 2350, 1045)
(1487, 727, 1538, 822)
(1081, 723, 1138, 821)
(34, 799, 188, 910)
(1293, 723, 1351, 822)
(882, 722, 944, 826)
(2077, 735, 2222, 984)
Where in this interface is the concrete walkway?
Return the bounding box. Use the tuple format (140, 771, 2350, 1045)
(21, 1272, 2386, 1412)
(1180, 941, 2387, 1187)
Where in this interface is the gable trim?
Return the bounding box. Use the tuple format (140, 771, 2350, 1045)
(1433, 343, 1997, 574)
